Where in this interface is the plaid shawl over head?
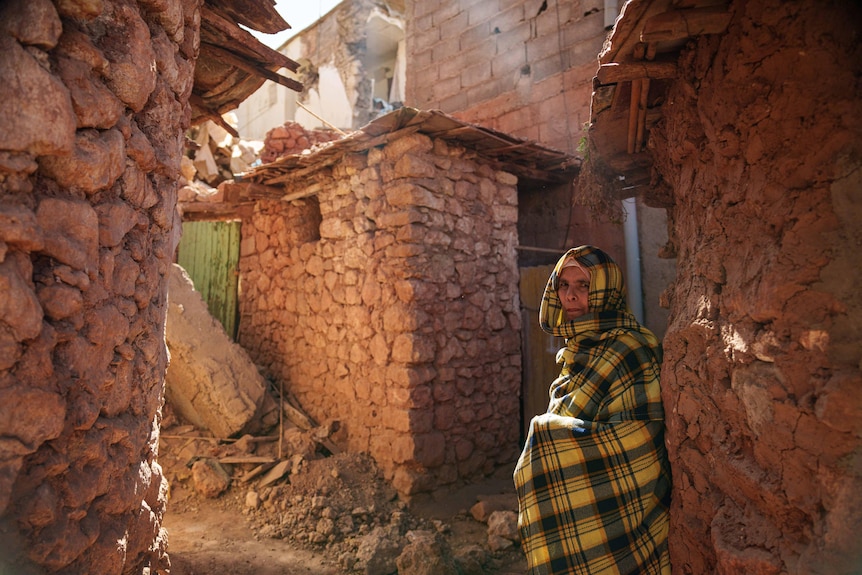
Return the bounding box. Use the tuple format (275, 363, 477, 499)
(514, 246, 671, 575)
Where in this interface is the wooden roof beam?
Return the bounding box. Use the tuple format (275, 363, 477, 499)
(189, 93, 239, 137)
(597, 61, 677, 85)
(203, 43, 303, 93)
(640, 6, 732, 44)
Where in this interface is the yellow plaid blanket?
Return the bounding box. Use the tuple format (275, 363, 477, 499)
(515, 246, 671, 574)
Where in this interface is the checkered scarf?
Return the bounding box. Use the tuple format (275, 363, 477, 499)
(515, 246, 671, 574)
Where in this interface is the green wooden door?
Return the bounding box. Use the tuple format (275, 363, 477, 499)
(519, 265, 564, 440)
(176, 220, 241, 339)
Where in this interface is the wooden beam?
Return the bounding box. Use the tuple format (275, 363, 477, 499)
(627, 78, 641, 154)
(636, 78, 650, 153)
(640, 6, 732, 44)
(178, 201, 254, 221)
(281, 183, 323, 202)
(189, 93, 239, 137)
(202, 42, 303, 93)
(219, 180, 284, 201)
(597, 61, 677, 84)
(201, 4, 300, 72)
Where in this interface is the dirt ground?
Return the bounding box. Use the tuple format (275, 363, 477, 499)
(158, 410, 527, 575)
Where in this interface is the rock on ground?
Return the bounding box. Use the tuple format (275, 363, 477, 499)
(165, 263, 269, 437)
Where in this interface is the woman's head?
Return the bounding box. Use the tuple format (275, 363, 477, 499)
(542, 246, 630, 333)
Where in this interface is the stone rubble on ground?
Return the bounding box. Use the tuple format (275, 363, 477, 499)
(161, 404, 524, 574)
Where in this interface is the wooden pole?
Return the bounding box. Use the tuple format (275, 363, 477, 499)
(627, 78, 642, 154)
(636, 78, 650, 152)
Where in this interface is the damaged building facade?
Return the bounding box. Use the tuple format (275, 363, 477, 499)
(236, 0, 407, 139)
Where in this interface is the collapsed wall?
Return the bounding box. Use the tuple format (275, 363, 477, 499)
(650, 1, 862, 572)
(237, 133, 523, 495)
(0, 0, 195, 572)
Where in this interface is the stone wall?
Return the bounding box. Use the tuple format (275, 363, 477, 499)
(650, 1, 862, 572)
(405, 0, 610, 154)
(0, 0, 195, 572)
(236, 133, 523, 495)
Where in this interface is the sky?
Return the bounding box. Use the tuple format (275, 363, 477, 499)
(251, 0, 343, 49)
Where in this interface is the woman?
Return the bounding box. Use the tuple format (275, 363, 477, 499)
(514, 245, 671, 574)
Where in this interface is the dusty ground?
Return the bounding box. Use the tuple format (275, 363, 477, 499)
(158, 410, 527, 575)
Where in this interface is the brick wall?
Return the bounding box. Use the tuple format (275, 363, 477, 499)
(405, 0, 611, 154)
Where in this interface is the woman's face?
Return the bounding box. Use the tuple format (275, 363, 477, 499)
(557, 265, 590, 320)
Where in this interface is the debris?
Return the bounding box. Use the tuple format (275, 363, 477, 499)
(165, 264, 270, 438)
(245, 490, 261, 510)
(396, 529, 459, 575)
(191, 458, 231, 498)
(487, 510, 519, 544)
(260, 120, 342, 164)
(469, 493, 517, 523)
(257, 459, 293, 488)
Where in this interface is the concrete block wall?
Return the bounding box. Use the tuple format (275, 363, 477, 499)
(405, 0, 612, 154)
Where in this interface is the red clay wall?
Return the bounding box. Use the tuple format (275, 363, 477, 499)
(650, 1, 862, 572)
(0, 0, 194, 572)
(236, 134, 523, 495)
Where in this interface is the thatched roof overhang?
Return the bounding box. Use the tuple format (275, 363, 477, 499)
(192, 0, 303, 137)
(236, 107, 580, 203)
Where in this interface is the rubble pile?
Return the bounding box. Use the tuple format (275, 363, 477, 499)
(186, 116, 264, 187)
(161, 279, 522, 573)
(159, 403, 523, 575)
(260, 120, 343, 163)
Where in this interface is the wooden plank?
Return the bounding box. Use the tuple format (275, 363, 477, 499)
(240, 462, 276, 483)
(200, 5, 300, 72)
(597, 61, 677, 84)
(519, 265, 561, 440)
(202, 42, 303, 93)
(218, 455, 276, 464)
(176, 221, 241, 339)
(225, 221, 240, 338)
(258, 459, 292, 488)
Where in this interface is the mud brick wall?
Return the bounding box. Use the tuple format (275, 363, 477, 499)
(651, 1, 862, 572)
(237, 133, 523, 495)
(0, 0, 195, 572)
(405, 0, 611, 155)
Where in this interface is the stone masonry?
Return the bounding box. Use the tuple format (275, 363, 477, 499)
(0, 0, 195, 572)
(237, 132, 524, 495)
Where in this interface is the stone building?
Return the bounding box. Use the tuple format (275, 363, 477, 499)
(208, 107, 579, 495)
(404, 0, 676, 336)
(584, 0, 862, 572)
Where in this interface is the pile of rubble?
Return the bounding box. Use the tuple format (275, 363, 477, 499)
(160, 413, 522, 575)
(260, 120, 343, 163)
(184, 115, 263, 187)
(162, 265, 523, 574)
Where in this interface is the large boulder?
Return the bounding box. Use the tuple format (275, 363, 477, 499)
(166, 263, 267, 437)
